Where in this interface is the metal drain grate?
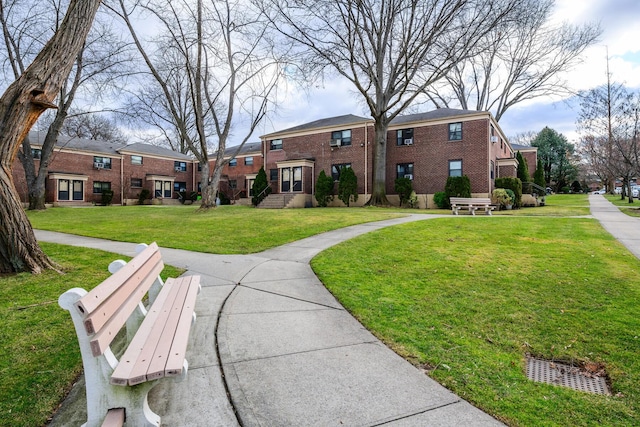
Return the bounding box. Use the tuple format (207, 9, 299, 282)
(526, 357, 610, 395)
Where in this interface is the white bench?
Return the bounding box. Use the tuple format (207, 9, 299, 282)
(450, 197, 495, 216)
(59, 242, 200, 427)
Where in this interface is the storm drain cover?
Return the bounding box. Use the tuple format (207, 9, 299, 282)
(526, 357, 610, 395)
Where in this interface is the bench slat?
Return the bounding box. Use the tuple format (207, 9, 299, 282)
(101, 408, 125, 427)
(88, 260, 164, 357)
(165, 276, 200, 377)
(76, 243, 159, 315)
(110, 278, 183, 385)
(84, 254, 163, 335)
(146, 278, 193, 381)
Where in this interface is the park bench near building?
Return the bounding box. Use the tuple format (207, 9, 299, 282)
(58, 242, 201, 427)
(450, 197, 495, 216)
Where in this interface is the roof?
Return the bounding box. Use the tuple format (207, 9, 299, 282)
(511, 143, 537, 151)
(263, 114, 371, 138)
(390, 108, 485, 126)
(27, 131, 126, 156)
(224, 141, 262, 158)
(118, 142, 193, 161)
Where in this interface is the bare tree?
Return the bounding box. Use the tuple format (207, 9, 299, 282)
(0, 0, 101, 274)
(509, 130, 538, 147)
(1, 1, 132, 210)
(424, 0, 600, 122)
(59, 112, 126, 143)
(112, 0, 286, 208)
(262, 0, 526, 206)
(578, 82, 640, 201)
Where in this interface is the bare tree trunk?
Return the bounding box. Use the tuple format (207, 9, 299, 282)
(367, 120, 392, 206)
(0, 0, 101, 274)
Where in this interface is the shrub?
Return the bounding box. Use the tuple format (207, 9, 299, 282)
(445, 176, 471, 199)
(394, 177, 413, 207)
(492, 188, 511, 209)
(337, 166, 358, 207)
(505, 188, 515, 205)
(516, 151, 530, 183)
(571, 180, 582, 193)
(495, 177, 522, 208)
(315, 170, 334, 207)
(101, 190, 114, 206)
(251, 167, 271, 206)
(433, 191, 449, 209)
(138, 188, 150, 205)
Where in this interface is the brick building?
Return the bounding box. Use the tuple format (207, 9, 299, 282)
(260, 108, 533, 208)
(12, 132, 195, 206)
(12, 108, 535, 209)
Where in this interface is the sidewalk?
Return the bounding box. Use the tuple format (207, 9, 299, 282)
(588, 193, 640, 259)
(41, 213, 510, 426)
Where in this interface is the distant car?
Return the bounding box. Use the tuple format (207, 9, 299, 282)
(593, 189, 606, 194)
(614, 187, 622, 194)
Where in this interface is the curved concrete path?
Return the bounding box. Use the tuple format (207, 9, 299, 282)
(42, 196, 634, 426)
(45, 194, 640, 427)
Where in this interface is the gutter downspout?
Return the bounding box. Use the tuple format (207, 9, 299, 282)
(364, 122, 368, 198)
(120, 155, 124, 205)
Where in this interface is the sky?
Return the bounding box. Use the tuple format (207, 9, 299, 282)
(247, 0, 640, 147)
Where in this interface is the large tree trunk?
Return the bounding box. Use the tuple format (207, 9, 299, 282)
(0, 0, 102, 274)
(367, 120, 392, 207)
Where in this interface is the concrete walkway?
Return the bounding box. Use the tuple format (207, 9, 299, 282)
(42, 197, 629, 426)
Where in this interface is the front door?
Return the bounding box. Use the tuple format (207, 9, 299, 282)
(281, 166, 302, 193)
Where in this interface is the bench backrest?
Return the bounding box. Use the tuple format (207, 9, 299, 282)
(73, 242, 164, 357)
(450, 197, 492, 204)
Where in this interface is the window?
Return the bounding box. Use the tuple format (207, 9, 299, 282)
(490, 160, 495, 180)
(449, 160, 462, 177)
(32, 148, 42, 159)
(245, 156, 254, 166)
(396, 163, 414, 180)
(270, 168, 278, 181)
(448, 122, 462, 140)
(331, 163, 351, 181)
(94, 156, 112, 169)
(396, 128, 414, 146)
(93, 181, 111, 194)
(270, 139, 283, 150)
(229, 180, 237, 189)
(58, 179, 69, 201)
(131, 155, 143, 165)
(131, 178, 142, 188)
(174, 161, 187, 172)
(331, 129, 351, 146)
(229, 158, 237, 167)
(174, 181, 187, 193)
(197, 163, 202, 172)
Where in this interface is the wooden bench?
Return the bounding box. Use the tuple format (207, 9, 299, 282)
(59, 242, 201, 427)
(450, 197, 495, 216)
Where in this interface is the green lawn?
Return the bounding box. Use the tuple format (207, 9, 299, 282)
(26, 205, 405, 253)
(0, 243, 182, 427)
(605, 194, 640, 218)
(7, 195, 630, 426)
(312, 216, 639, 426)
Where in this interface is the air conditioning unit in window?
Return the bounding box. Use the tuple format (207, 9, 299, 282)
(490, 136, 499, 143)
(403, 138, 413, 145)
(330, 139, 342, 147)
(94, 162, 104, 169)
(175, 166, 182, 172)
(404, 174, 413, 180)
